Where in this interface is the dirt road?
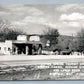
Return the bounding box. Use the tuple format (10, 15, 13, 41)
(0, 55, 84, 80)
(0, 55, 84, 66)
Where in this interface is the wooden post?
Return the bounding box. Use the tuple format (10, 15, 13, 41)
(37, 44, 42, 55)
(26, 46, 29, 55)
(15, 47, 18, 54)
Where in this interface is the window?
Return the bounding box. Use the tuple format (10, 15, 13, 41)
(13, 48, 16, 52)
(8, 48, 10, 51)
(0, 47, 1, 50)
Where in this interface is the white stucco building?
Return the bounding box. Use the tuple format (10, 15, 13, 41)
(0, 40, 12, 55)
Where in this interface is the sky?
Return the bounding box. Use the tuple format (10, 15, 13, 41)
(0, 4, 84, 36)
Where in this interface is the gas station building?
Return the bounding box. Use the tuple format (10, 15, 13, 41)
(0, 35, 42, 55)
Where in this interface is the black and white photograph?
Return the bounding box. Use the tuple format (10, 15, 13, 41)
(0, 4, 84, 80)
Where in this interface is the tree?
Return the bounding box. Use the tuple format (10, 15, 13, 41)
(43, 27, 59, 48)
(76, 29, 84, 52)
(0, 18, 25, 41)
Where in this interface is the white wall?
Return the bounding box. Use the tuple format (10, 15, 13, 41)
(5, 40, 12, 54)
(0, 40, 12, 55)
(0, 42, 6, 54)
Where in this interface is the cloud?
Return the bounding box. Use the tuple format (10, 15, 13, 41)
(60, 13, 84, 21)
(11, 15, 58, 28)
(56, 4, 84, 12)
(1, 4, 84, 36)
(6, 5, 44, 16)
(11, 16, 47, 26)
(27, 7, 44, 16)
(62, 21, 80, 27)
(59, 12, 84, 29)
(11, 12, 84, 35)
(23, 16, 47, 24)
(10, 15, 59, 35)
(55, 21, 81, 36)
(0, 5, 44, 22)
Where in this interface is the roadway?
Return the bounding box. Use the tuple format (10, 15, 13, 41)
(0, 55, 84, 66)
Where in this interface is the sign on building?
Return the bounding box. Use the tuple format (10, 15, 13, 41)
(29, 36, 40, 41)
(17, 35, 27, 41)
